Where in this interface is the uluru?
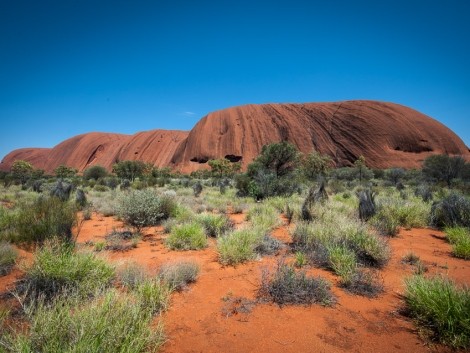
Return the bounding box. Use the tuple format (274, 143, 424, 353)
(1, 100, 468, 173)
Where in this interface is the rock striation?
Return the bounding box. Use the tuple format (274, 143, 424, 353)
(1, 100, 468, 173)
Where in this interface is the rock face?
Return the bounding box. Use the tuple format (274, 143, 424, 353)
(1, 100, 468, 173)
(171, 100, 469, 172)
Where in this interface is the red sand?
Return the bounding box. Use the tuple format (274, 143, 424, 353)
(1, 213, 469, 353)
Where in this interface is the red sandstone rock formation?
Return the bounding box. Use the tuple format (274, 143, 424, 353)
(1, 101, 468, 173)
(117, 130, 188, 168)
(171, 100, 469, 172)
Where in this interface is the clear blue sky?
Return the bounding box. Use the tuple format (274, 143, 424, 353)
(1, 0, 469, 160)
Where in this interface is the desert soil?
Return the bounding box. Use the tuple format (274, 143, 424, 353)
(1, 212, 469, 353)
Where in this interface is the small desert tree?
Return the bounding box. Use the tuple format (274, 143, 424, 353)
(208, 158, 241, 178)
(11, 160, 34, 185)
(83, 165, 107, 181)
(422, 154, 466, 187)
(54, 165, 78, 178)
(113, 160, 147, 181)
(354, 155, 367, 184)
(302, 151, 333, 180)
(236, 141, 300, 199)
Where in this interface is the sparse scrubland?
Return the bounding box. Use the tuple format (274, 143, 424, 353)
(0, 149, 469, 351)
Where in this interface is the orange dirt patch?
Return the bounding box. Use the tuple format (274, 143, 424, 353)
(2, 214, 469, 353)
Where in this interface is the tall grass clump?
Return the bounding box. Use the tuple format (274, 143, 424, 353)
(371, 195, 430, 236)
(0, 241, 17, 276)
(117, 190, 177, 232)
(404, 275, 470, 349)
(217, 228, 263, 265)
(327, 244, 357, 280)
(6, 196, 77, 245)
(134, 278, 172, 315)
(1, 290, 165, 353)
(196, 213, 233, 237)
(445, 227, 470, 260)
(259, 261, 335, 306)
(165, 222, 207, 250)
(18, 242, 114, 302)
(159, 260, 200, 290)
(246, 204, 281, 232)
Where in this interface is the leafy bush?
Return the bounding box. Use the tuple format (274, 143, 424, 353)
(430, 193, 470, 229)
(196, 213, 233, 237)
(1, 290, 165, 353)
(445, 227, 470, 260)
(0, 241, 17, 276)
(236, 142, 300, 199)
(18, 242, 115, 302)
(259, 262, 335, 306)
(159, 260, 200, 290)
(117, 190, 176, 232)
(6, 196, 77, 245)
(83, 165, 107, 181)
(404, 275, 470, 349)
(165, 222, 207, 250)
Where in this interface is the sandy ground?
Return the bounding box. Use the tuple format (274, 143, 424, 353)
(1, 212, 469, 353)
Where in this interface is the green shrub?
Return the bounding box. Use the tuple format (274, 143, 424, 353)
(259, 262, 335, 306)
(117, 190, 177, 232)
(445, 227, 470, 260)
(165, 222, 207, 250)
(196, 213, 233, 237)
(159, 260, 200, 291)
(404, 275, 470, 349)
(1, 290, 164, 353)
(217, 228, 263, 265)
(18, 242, 114, 302)
(0, 241, 17, 276)
(6, 197, 77, 245)
(294, 251, 307, 268)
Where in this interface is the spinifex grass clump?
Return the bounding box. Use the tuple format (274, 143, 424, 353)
(217, 227, 264, 265)
(259, 261, 335, 306)
(0, 241, 17, 276)
(247, 204, 281, 231)
(6, 196, 77, 245)
(371, 195, 430, 236)
(1, 290, 165, 353)
(404, 275, 470, 349)
(445, 227, 470, 260)
(196, 213, 233, 237)
(165, 222, 207, 250)
(340, 268, 384, 297)
(18, 241, 114, 303)
(159, 260, 200, 291)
